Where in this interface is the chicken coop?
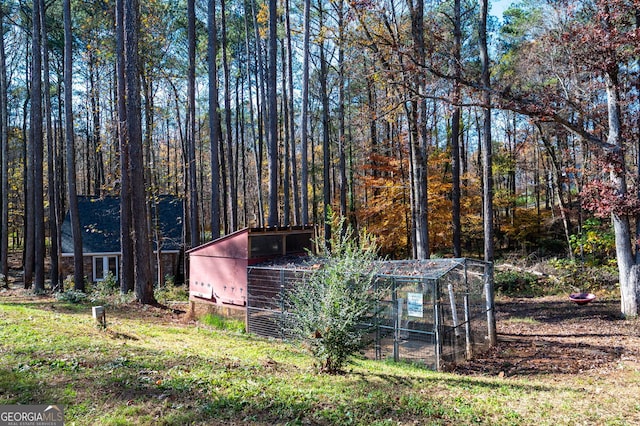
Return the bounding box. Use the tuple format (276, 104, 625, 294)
(246, 258, 496, 371)
(188, 226, 315, 308)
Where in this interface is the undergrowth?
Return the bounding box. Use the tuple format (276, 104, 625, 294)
(54, 273, 189, 307)
(495, 257, 618, 298)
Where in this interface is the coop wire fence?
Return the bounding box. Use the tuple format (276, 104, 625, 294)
(246, 258, 496, 370)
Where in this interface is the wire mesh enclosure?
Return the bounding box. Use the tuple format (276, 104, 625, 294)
(247, 258, 495, 370)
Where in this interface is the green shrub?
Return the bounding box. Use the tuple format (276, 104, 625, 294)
(91, 272, 118, 298)
(569, 218, 615, 266)
(63, 274, 82, 292)
(285, 214, 381, 374)
(154, 277, 189, 304)
(495, 257, 619, 296)
(494, 270, 542, 296)
(547, 258, 618, 293)
(55, 289, 88, 304)
(86, 273, 137, 306)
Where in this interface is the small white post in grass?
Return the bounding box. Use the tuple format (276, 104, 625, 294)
(92, 306, 106, 328)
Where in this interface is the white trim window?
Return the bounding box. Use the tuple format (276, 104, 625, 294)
(93, 256, 119, 282)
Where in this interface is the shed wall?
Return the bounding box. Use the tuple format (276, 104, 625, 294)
(192, 229, 249, 258)
(189, 255, 248, 306)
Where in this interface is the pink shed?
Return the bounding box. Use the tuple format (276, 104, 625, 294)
(188, 227, 314, 307)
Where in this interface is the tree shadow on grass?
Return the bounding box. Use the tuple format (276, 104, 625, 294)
(349, 361, 560, 393)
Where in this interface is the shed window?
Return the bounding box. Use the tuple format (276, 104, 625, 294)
(93, 256, 118, 282)
(285, 233, 312, 254)
(250, 235, 283, 258)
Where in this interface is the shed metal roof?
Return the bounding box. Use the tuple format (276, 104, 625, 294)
(249, 257, 489, 280)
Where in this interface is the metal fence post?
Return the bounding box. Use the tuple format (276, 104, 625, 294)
(485, 262, 497, 346)
(392, 279, 399, 363)
(280, 268, 285, 339)
(434, 278, 442, 371)
(375, 277, 382, 360)
(463, 260, 472, 359)
(464, 293, 472, 359)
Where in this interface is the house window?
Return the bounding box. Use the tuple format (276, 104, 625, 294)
(93, 256, 118, 282)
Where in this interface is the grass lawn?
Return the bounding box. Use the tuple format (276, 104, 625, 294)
(1, 290, 639, 425)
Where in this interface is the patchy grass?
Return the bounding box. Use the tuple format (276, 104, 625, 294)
(1, 289, 640, 425)
(199, 313, 246, 333)
(502, 316, 539, 325)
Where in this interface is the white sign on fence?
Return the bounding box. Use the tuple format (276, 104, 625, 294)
(407, 292, 423, 318)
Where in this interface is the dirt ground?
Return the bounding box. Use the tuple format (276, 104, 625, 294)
(453, 295, 640, 377)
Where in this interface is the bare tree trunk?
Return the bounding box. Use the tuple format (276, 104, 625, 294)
(300, 0, 311, 225)
(367, 69, 378, 184)
(281, 34, 291, 227)
(187, 0, 200, 248)
(267, 0, 279, 227)
(336, 0, 348, 222)
(83, 92, 91, 195)
(242, 5, 260, 227)
(250, 0, 266, 227)
(479, 0, 494, 263)
(406, 102, 419, 259)
(479, 0, 496, 344)
(22, 52, 31, 285)
(237, 75, 249, 225)
(25, 1, 38, 290)
(604, 66, 638, 317)
(31, 0, 45, 292)
(284, 0, 300, 224)
(208, 0, 221, 239)
(408, 0, 429, 259)
(55, 71, 65, 286)
(125, 0, 156, 305)
(116, 0, 134, 293)
(311, 115, 318, 226)
(635, 12, 640, 267)
(0, 4, 9, 288)
(142, 70, 161, 285)
(318, 1, 331, 241)
(88, 54, 104, 196)
(451, 0, 462, 257)
(218, 120, 229, 232)
(64, 0, 84, 291)
(221, 0, 237, 231)
(40, 0, 61, 291)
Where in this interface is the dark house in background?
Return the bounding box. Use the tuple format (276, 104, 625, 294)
(61, 195, 184, 284)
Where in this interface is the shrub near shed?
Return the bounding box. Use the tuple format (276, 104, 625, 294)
(285, 216, 381, 374)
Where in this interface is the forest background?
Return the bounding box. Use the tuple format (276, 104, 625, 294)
(1, 0, 639, 312)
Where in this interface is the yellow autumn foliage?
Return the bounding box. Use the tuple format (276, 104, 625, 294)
(357, 149, 484, 258)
